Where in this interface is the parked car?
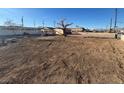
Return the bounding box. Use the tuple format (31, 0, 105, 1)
(6, 38, 17, 43)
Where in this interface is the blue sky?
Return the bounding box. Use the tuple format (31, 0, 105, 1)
(0, 8, 124, 29)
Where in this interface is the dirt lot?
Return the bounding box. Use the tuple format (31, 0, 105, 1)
(0, 35, 124, 84)
(77, 32, 116, 38)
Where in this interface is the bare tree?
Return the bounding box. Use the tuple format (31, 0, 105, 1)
(4, 19, 16, 26)
(57, 19, 73, 37)
(4, 19, 18, 35)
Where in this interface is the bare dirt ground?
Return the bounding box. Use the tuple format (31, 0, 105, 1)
(76, 32, 116, 39)
(0, 35, 124, 84)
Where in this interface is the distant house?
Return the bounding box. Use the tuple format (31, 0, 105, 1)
(70, 28, 84, 32)
(54, 28, 72, 35)
(42, 27, 84, 35)
(41, 27, 74, 36)
(41, 27, 56, 36)
(54, 28, 63, 35)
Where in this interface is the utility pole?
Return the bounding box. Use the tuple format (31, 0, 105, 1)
(21, 16, 24, 33)
(53, 20, 56, 28)
(42, 20, 45, 35)
(114, 8, 118, 32)
(42, 20, 45, 28)
(21, 16, 24, 27)
(109, 18, 112, 32)
(33, 20, 36, 32)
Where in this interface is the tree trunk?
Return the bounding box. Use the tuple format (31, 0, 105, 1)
(63, 28, 67, 37)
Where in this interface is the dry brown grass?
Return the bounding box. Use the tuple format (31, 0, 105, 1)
(0, 35, 124, 84)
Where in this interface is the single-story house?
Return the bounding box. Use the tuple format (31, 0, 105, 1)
(54, 28, 63, 35)
(41, 27, 56, 36)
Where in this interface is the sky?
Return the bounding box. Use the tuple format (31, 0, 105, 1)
(0, 8, 124, 29)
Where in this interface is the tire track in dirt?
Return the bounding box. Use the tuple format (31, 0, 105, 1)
(1, 37, 124, 83)
(108, 40, 124, 83)
(0, 39, 55, 83)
